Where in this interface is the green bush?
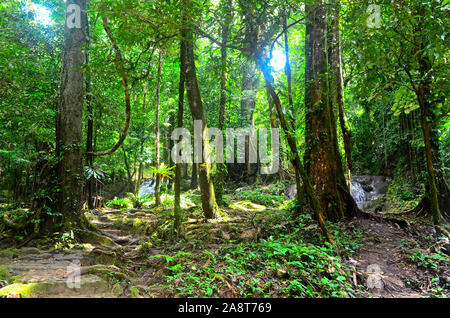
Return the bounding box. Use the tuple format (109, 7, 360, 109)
(106, 197, 132, 209)
(236, 189, 285, 207)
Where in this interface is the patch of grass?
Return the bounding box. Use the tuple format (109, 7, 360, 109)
(235, 189, 285, 207)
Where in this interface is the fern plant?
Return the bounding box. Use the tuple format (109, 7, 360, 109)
(126, 192, 152, 208)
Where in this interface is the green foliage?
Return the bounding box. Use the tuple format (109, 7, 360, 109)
(106, 197, 132, 209)
(409, 249, 449, 272)
(156, 212, 361, 298)
(149, 164, 175, 180)
(157, 235, 354, 298)
(235, 184, 286, 207)
(126, 192, 152, 209)
(0, 265, 15, 285)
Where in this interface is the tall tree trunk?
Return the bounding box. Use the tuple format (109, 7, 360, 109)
(266, 87, 284, 180)
(240, 60, 260, 182)
(135, 82, 148, 195)
(413, 8, 444, 224)
(258, 55, 333, 243)
(190, 163, 198, 189)
(85, 12, 94, 209)
(282, 10, 294, 110)
(154, 51, 162, 206)
(420, 106, 441, 225)
(184, 0, 219, 218)
(122, 146, 133, 191)
(430, 127, 450, 218)
(329, 1, 352, 188)
(174, 23, 187, 233)
(304, 0, 346, 221)
(56, 0, 87, 228)
(215, 0, 231, 206)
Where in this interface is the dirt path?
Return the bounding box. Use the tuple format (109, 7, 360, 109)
(350, 218, 447, 298)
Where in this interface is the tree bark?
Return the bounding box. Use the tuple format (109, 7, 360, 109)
(56, 0, 87, 228)
(85, 11, 94, 209)
(154, 51, 163, 206)
(304, 0, 347, 221)
(215, 0, 232, 206)
(174, 22, 187, 232)
(184, 0, 219, 219)
(259, 55, 333, 243)
(329, 1, 352, 188)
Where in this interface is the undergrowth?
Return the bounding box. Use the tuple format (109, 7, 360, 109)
(152, 211, 362, 298)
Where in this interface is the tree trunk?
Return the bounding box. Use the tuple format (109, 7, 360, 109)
(56, 0, 87, 229)
(184, 0, 219, 219)
(135, 81, 148, 195)
(240, 60, 260, 182)
(420, 107, 441, 225)
(266, 87, 284, 180)
(215, 0, 231, 206)
(329, 1, 352, 188)
(85, 12, 94, 209)
(259, 55, 333, 243)
(174, 22, 187, 232)
(430, 127, 450, 218)
(414, 9, 444, 224)
(154, 51, 162, 206)
(304, 0, 347, 221)
(190, 163, 198, 189)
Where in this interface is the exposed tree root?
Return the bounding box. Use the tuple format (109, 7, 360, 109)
(80, 264, 128, 281)
(76, 229, 119, 248)
(436, 225, 450, 238)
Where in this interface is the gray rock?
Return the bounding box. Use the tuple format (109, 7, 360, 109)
(20, 247, 40, 254)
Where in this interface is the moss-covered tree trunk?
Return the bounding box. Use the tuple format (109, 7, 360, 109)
(184, 0, 219, 219)
(259, 56, 333, 243)
(154, 51, 162, 206)
(174, 16, 187, 232)
(329, 1, 352, 189)
(304, 0, 347, 221)
(214, 0, 232, 206)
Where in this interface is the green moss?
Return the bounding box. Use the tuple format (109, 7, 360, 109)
(230, 200, 267, 212)
(0, 248, 20, 259)
(0, 283, 50, 298)
(0, 265, 15, 283)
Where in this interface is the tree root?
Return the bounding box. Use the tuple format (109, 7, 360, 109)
(80, 264, 128, 281)
(357, 209, 411, 229)
(76, 229, 119, 248)
(436, 225, 450, 238)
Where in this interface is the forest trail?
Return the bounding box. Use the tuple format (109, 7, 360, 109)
(350, 218, 449, 298)
(1, 204, 448, 298)
(0, 209, 155, 298)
